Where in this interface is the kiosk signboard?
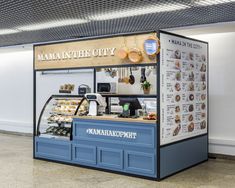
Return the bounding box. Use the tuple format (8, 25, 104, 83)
(34, 33, 157, 70)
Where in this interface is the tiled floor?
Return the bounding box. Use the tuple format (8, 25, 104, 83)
(0, 133, 234, 188)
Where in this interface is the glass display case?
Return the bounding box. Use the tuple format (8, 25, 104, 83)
(37, 95, 88, 140)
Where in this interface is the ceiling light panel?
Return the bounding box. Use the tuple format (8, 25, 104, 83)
(0, 29, 19, 35)
(18, 19, 89, 31)
(90, 3, 189, 21)
(194, 0, 235, 6)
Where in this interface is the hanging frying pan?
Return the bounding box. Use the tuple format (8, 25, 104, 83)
(140, 67, 146, 83)
(129, 68, 135, 85)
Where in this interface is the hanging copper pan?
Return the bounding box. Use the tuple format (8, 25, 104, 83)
(116, 47, 129, 60)
(128, 48, 143, 63)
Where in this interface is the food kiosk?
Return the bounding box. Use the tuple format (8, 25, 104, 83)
(33, 31, 208, 180)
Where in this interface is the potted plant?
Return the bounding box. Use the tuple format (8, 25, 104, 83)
(141, 81, 151, 94)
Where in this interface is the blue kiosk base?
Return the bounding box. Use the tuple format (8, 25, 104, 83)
(35, 118, 208, 180)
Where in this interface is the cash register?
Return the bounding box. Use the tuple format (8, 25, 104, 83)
(118, 98, 142, 118)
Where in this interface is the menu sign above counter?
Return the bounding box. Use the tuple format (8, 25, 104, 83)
(34, 32, 157, 70)
(160, 32, 208, 146)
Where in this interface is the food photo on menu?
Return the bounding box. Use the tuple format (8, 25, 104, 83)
(201, 94, 206, 101)
(189, 94, 194, 101)
(188, 82, 195, 91)
(188, 71, 194, 81)
(175, 105, 180, 113)
(175, 82, 181, 92)
(201, 82, 206, 91)
(175, 94, 181, 102)
(200, 63, 206, 72)
(188, 52, 194, 61)
(188, 114, 194, 122)
(174, 60, 181, 70)
(188, 104, 194, 112)
(201, 103, 206, 110)
(175, 71, 181, 81)
(201, 54, 206, 62)
(201, 112, 206, 118)
(201, 73, 206, 81)
(188, 122, 195, 132)
(175, 114, 181, 124)
(189, 63, 194, 70)
(200, 120, 206, 129)
(171, 49, 181, 59)
(173, 124, 181, 136)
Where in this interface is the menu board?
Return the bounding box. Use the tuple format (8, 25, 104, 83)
(160, 32, 208, 146)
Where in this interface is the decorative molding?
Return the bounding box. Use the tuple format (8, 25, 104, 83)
(0, 119, 33, 134)
(209, 138, 235, 156)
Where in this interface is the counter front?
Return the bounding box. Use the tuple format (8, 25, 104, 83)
(35, 116, 158, 178)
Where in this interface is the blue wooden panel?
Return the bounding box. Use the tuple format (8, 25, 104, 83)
(73, 119, 156, 148)
(73, 139, 155, 153)
(125, 150, 156, 176)
(72, 144, 96, 165)
(97, 147, 123, 170)
(160, 135, 208, 178)
(35, 137, 72, 161)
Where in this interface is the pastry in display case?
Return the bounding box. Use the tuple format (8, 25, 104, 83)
(37, 95, 84, 140)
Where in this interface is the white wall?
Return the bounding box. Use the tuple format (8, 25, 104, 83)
(0, 45, 33, 133)
(187, 32, 235, 156)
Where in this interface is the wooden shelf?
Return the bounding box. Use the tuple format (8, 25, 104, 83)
(51, 94, 157, 98)
(74, 115, 156, 124)
(100, 94, 157, 98)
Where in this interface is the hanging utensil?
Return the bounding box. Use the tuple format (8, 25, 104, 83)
(104, 68, 110, 77)
(140, 67, 146, 83)
(116, 47, 129, 60)
(129, 67, 135, 85)
(118, 68, 122, 83)
(152, 66, 157, 75)
(110, 68, 117, 78)
(128, 48, 143, 63)
(124, 67, 130, 84)
(116, 37, 129, 60)
(145, 66, 152, 77)
(121, 68, 124, 83)
(128, 35, 143, 63)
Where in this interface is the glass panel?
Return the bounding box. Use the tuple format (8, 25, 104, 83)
(38, 96, 83, 140)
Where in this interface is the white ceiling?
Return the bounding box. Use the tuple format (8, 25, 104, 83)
(166, 21, 235, 36)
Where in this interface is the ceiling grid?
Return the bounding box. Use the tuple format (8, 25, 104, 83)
(0, 0, 234, 46)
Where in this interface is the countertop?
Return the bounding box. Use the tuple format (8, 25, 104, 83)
(74, 115, 156, 124)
